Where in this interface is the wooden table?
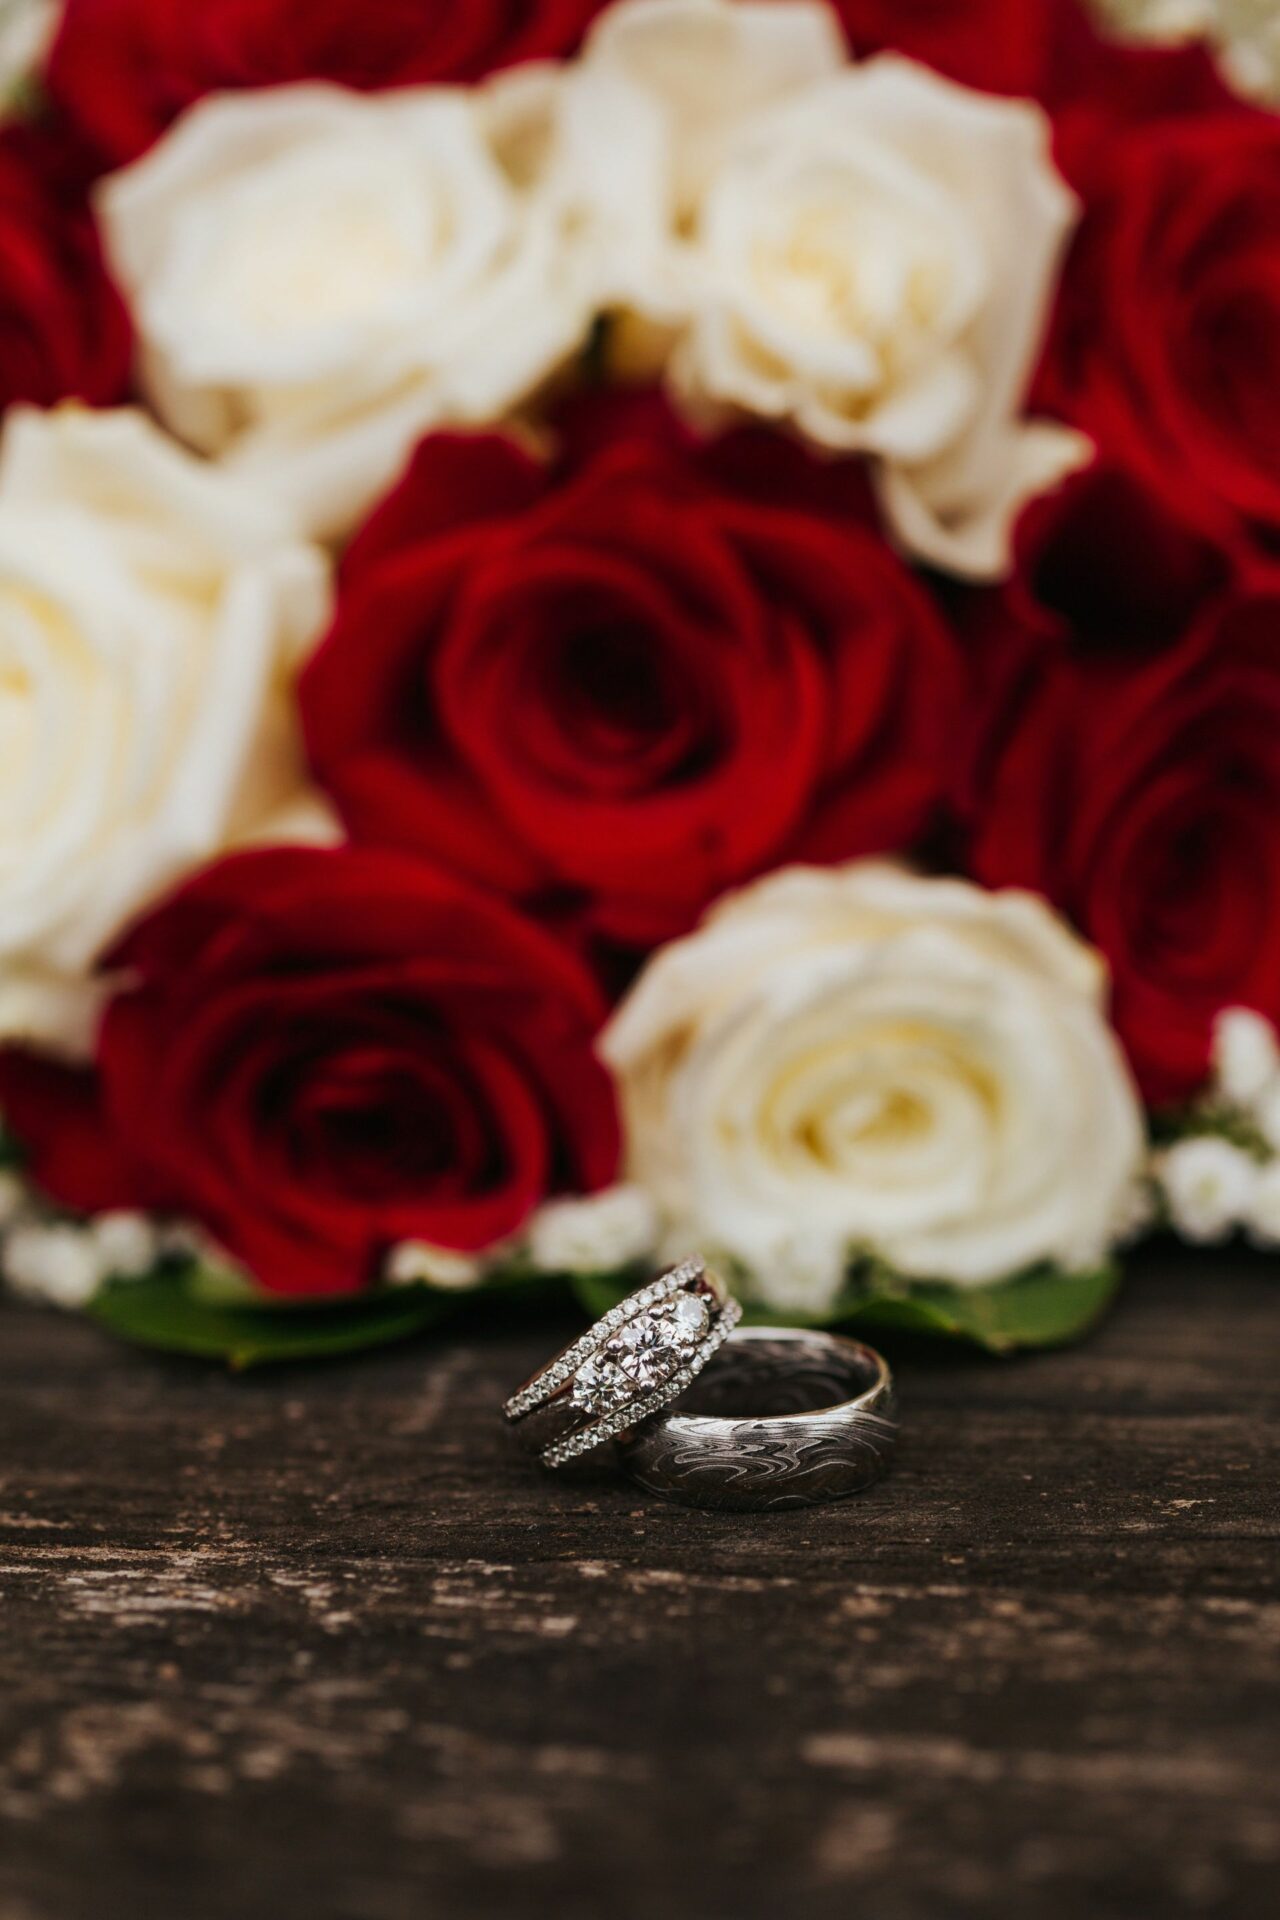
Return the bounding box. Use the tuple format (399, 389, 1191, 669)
(1, 1246, 1277, 1920)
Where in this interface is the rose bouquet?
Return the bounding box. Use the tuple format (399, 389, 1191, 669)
(0, 0, 1277, 1364)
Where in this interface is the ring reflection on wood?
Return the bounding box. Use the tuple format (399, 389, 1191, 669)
(617, 1327, 897, 1512)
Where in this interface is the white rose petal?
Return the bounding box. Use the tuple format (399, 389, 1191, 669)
(603, 862, 1145, 1289)
(583, 0, 845, 209)
(1158, 1137, 1258, 1244)
(385, 1241, 484, 1292)
(4, 1223, 106, 1309)
(99, 83, 598, 539)
(527, 1185, 660, 1276)
(1212, 1006, 1280, 1111)
(0, 404, 331, 1055)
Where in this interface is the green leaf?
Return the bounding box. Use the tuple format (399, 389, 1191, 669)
(845, 1264, 1121, 1352)
(89, 1267, 455, 1370)
(571, 1260, 1121, 1355)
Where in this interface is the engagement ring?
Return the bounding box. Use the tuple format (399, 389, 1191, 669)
(503, 1258, 741, 1469)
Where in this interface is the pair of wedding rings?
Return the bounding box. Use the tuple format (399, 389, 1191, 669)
(503, 1259, 896, 1512)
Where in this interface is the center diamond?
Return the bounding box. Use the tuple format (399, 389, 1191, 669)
(571, 1291, 710, 1417)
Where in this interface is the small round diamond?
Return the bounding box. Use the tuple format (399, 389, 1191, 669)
(571, 1353, 632, 1414)
(669, 1292, 709, 1340)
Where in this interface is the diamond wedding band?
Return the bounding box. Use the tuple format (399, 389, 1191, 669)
(502, 1258, 741, 1468)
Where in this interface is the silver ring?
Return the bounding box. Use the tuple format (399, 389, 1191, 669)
(503, 1258, 742, 1469)
(615, 1326, 896, 1511)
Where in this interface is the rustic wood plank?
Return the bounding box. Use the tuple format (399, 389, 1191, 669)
(0, 1245, 1277, 1920)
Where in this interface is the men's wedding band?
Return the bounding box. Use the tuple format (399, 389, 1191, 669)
(616, 1325, 897, 1512)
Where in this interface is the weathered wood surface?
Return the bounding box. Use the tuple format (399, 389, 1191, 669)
(0, 1247, 1277, 1920)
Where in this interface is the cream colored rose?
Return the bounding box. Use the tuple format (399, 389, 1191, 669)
(0, 404, 331, 1055)
(602, 864, 1144, 1290)
(581, 1, 1089, 578)
(584, 0, 845, 212)
(98, 83, 595, 538)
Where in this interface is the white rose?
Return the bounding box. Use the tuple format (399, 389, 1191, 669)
(1158, 1137, 1258, 1244)
(602, 863, 1145, 1288)
(584, 0, 845, 212)
(585, 2, 1089, 578)
(98, 83, 596, 539)
(0, 404, 331, 1055)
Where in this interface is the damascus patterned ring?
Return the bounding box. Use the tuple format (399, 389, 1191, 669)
(616, 1326, 897, 1512)
(503, 1259, 742, 1470)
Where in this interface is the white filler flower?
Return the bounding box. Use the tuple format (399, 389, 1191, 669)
(603, 863, 1145, 1289)
(527, 1185, 660, 1276)
(1212, 1007, 1280, 1110)
(385, 1241, 484, 1292)
(0, 404, 330, 1055)
(1158, 1137, 1259, 1244)
(99, 83, 598, 539)
(4, 1222, 106, 1310)
(581, 0, 1088, 577)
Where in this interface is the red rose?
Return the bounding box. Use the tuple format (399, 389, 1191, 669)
(833, 0, 1098, 101)
(0, 125, 131, 411)
(0, 847, 619, 1296)
(303, 395, 962, 952)
(1039, 112, 1280, 559)
(964, 461, 1278, 1104)
(47, 0, 606, 167)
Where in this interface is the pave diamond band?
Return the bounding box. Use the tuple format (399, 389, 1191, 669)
(503, 1259, 740, 1470)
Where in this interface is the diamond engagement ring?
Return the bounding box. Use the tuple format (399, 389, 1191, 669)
(503, 1258, 741, 1469)
(615, 1326, 897, 1512)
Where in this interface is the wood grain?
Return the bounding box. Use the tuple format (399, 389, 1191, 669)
(0, 1245, 1277, 1920)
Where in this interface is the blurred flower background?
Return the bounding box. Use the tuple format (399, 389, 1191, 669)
(0, 0, 1277, 1363)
